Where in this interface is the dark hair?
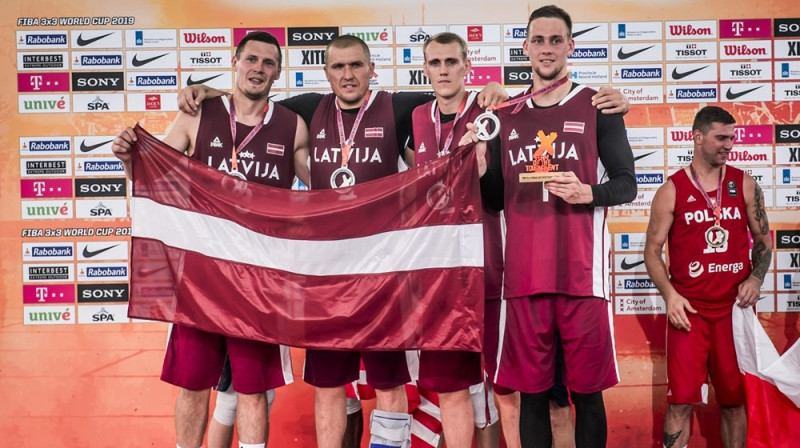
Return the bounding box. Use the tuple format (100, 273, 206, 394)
(692, 106, 736, 134)
(423, 32, 468, 63)
(527, 4, 573, 39)
(325, 35, 371, 64)
(235, 31, 282, 67)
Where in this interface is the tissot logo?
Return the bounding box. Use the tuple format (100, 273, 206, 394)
(75, 178, 127, 197)
(776, 124, 800, 143)
(503, 66, 532, 85)
(775, 19, 800, 37)
(78, 283, 129, 303)
(287, 27, 339, 46)
(72, 72, 124, 92)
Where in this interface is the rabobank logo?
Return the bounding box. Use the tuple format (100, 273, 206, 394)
(23, 243, 74, 261)
(129, 75, 177, 88)
(79, 54, 122, 67)
(25, 139, 70, 153)
(513, 28, 526, 39)
(26, 34, 67, 45)
(295, 72, 304, 87)
(636, 173, 664, 185)
(78, 263, 129, 281)
(668, 86, 718, 103)
(677, 88, 716, 99)
(569, 47, 609, 60)
(624, 278, 656, 289)
(618, 67, 662, 80)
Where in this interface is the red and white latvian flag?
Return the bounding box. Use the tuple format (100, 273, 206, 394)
(127, 125, 485, 351)
(732, 304, 800, 447)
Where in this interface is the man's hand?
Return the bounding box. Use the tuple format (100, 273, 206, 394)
(591, 86, 629, 114)
(545, 171, 593, 204)
(736, 275, 763, 308)
(111, 126, 137, 163)
(458, 122, 488, 177)
(177, 84, 210, 115)
(666, 293, 697, 331)
(477, 82, 509, 108)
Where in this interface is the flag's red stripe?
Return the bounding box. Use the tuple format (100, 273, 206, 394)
(129, 237, 484, 351)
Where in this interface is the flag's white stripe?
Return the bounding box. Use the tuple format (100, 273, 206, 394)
(132, 197, 484, 276)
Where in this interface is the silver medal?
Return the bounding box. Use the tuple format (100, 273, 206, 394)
(330, 166, 356, 189)
(704, 224, 728, 248)
(226, 169, 247, 181)
(473, 112, 500, 141)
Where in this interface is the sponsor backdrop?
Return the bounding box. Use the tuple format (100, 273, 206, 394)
(1, 1, 798, 446)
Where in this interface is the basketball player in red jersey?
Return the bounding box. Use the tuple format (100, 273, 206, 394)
(112, 31, 310, 448)
(644, 105, 772, 448)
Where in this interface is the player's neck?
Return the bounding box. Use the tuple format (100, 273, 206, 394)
(437, 89, 467, 115)
(688, 161, 725, 191)
(531, 72, 571, 107)
(230, 92, 270, 126)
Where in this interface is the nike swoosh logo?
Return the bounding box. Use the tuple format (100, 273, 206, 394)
(187, 73, 224, 86)
(80, 139, 113, 153)
(131, 53, 169, 67)
(137, 265, 170, 278)
(573, 25, 600, 38)
(617, 45, 655, 60)
(633, 151, 657, 162)
(82, 244, 120, 258)
(671, 66, 708, 80)
(76, 32, 114, 47)
(725, 85, 763, 101)
(620, 258, 646, 270)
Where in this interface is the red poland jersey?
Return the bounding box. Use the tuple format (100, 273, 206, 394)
(308, 91, 400, 190)
(194, 96, 297, 189)
(499, 85, 608, 300)
(411, 92, 504, 299)
(667, 166, 751, 318)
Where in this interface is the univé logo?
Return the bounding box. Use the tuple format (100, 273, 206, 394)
(24, 305, 75, 325)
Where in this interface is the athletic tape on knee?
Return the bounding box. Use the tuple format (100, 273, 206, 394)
(470, 382, 499, 428)
(266, 389, 276, 421)
(212, 386, 238, 426)
(346, 397, 363, 415)
(369, 409, 412, 448)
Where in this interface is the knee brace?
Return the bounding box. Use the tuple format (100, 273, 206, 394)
(212, 386, 238, 426)
(369, 409, 413, 448)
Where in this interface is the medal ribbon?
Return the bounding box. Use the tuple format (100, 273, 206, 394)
(229, 97, 270, 172)
(435, 94, 468, 156)
(689, 164, 724, 226)
(487, 74, 569, 114)
(335, 91, 372, 168)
